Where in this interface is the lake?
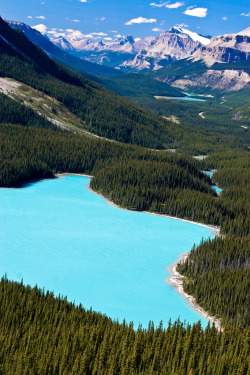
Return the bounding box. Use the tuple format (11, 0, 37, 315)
(0, 175, 215, 328)
(154, 95, 206, 102)
(204, 171, 223, 194)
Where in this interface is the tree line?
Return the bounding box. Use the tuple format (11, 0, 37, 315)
(0, 277, 249, 375)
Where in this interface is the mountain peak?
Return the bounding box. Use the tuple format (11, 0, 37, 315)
(238, 27, 250, 37)
(118, 35, 135, 44)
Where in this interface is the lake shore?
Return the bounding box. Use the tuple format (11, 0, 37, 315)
(57, 173, 221, 329)
(167, 254, 222, 331)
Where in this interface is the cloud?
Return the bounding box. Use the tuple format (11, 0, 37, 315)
(152, 28, 162, 31)
(150, 2, 168, 7)
(73, 20, 80, 22)
(175, 23, 189, 27)
(32, 24, 47, 34)
(104, 37, 113, 40)
(47, 30, 66, 38)
(47, 28, 109, 40)
(222, 16, 227, 21)
(125, 17, 156, 25)
(166, 2, 184, 8)
(241, 12, 250, 16)
(36, 16, 46, 19)
(92, 32, 108, 36)
(115, 34, 122, 38)
(27, 16, 33, 19)
(110, 30, 118, 33)
(79, 0, 87, 2)
(96, 17, 106, 21)
(183, 7, 207, 17)
(150, 1, 184, 8)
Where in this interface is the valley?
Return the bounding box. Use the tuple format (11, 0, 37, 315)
(0, 14, 249, 375)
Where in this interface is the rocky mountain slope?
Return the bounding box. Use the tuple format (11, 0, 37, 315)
(5, 20, 120, 77)
(149, 28, 250, 93)
(52, 27, 210, 72)
(192, 27, 250, 66)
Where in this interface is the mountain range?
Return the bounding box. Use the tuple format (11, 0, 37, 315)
(5, 18, 250, 93)
(5, 19, 120, 77)
(52, 27, 211, 73)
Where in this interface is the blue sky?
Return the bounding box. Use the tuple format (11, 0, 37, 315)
(1, 0, 250, 41)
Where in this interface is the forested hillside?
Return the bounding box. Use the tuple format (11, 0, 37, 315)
(0, 17, 178, 150)
(177, 236, 250, 327)
(0, 277, 249, 375)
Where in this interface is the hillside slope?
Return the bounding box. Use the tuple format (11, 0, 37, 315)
(0, 17, 179, 149)
(6, 19, 120, 77)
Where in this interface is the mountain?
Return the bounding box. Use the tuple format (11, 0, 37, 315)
(5, 19, 121, 77)
(120, 27, 209, 72)
(50, 27, 210, 73)
(149, 28, 250, 93)
(192, 27, 250, 66)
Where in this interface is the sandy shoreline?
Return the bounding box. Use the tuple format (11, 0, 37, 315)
(167, 254, 222, 331)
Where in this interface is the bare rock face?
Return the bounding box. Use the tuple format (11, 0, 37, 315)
(192, 29, 250, 66)
(172, 69, 250, 92)
(120, 28, 206, 72)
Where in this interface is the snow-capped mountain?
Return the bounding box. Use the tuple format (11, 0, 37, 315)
(192, 27, 250, 66)
(120, 27, 209, 72)
(150, 28, 250, 93)
(5, 19, 121, 77)
(51, 36, 75, 51)
(51, 27, 210, 73)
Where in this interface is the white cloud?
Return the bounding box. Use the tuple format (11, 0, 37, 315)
(150, 1, 184, 8)
(64, 28, 93, 39)
(150, 2, 168, 7)
(36, 16, 46, 19)
(47, 30, 65, 38)
(79, 0, 87, 2)
(92, 32, 108, 36)
(73, 20, 80, 22)
(110, 30, 118, 33)
(241, 12, 250, 17)
(166, 2, 184, 9)
(104, 37, 113, 40)
(115, 34, 122, 38)
(175, 23, 189, 27)
(125, 17, 156, 25)
(27, 16, 32, 19)
(183, 7, 207, 17)
(32, 24, 47, 34)
(222, 16, 227, 21)
(152, 28, 162, 31)
(100, 17, 105, 21)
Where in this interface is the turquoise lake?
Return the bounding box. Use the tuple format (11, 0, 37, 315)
(204, 171, 223, 194)
(155, 96, 206, 102)
(0, 175, 215, 328)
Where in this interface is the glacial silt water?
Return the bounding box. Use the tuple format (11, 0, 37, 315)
(0, 175, 214, 328)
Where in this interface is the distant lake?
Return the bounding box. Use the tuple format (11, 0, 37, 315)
(204, 171, 223, 194)
(0, 175, 214, 328)
(154, 95, 206, 102)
